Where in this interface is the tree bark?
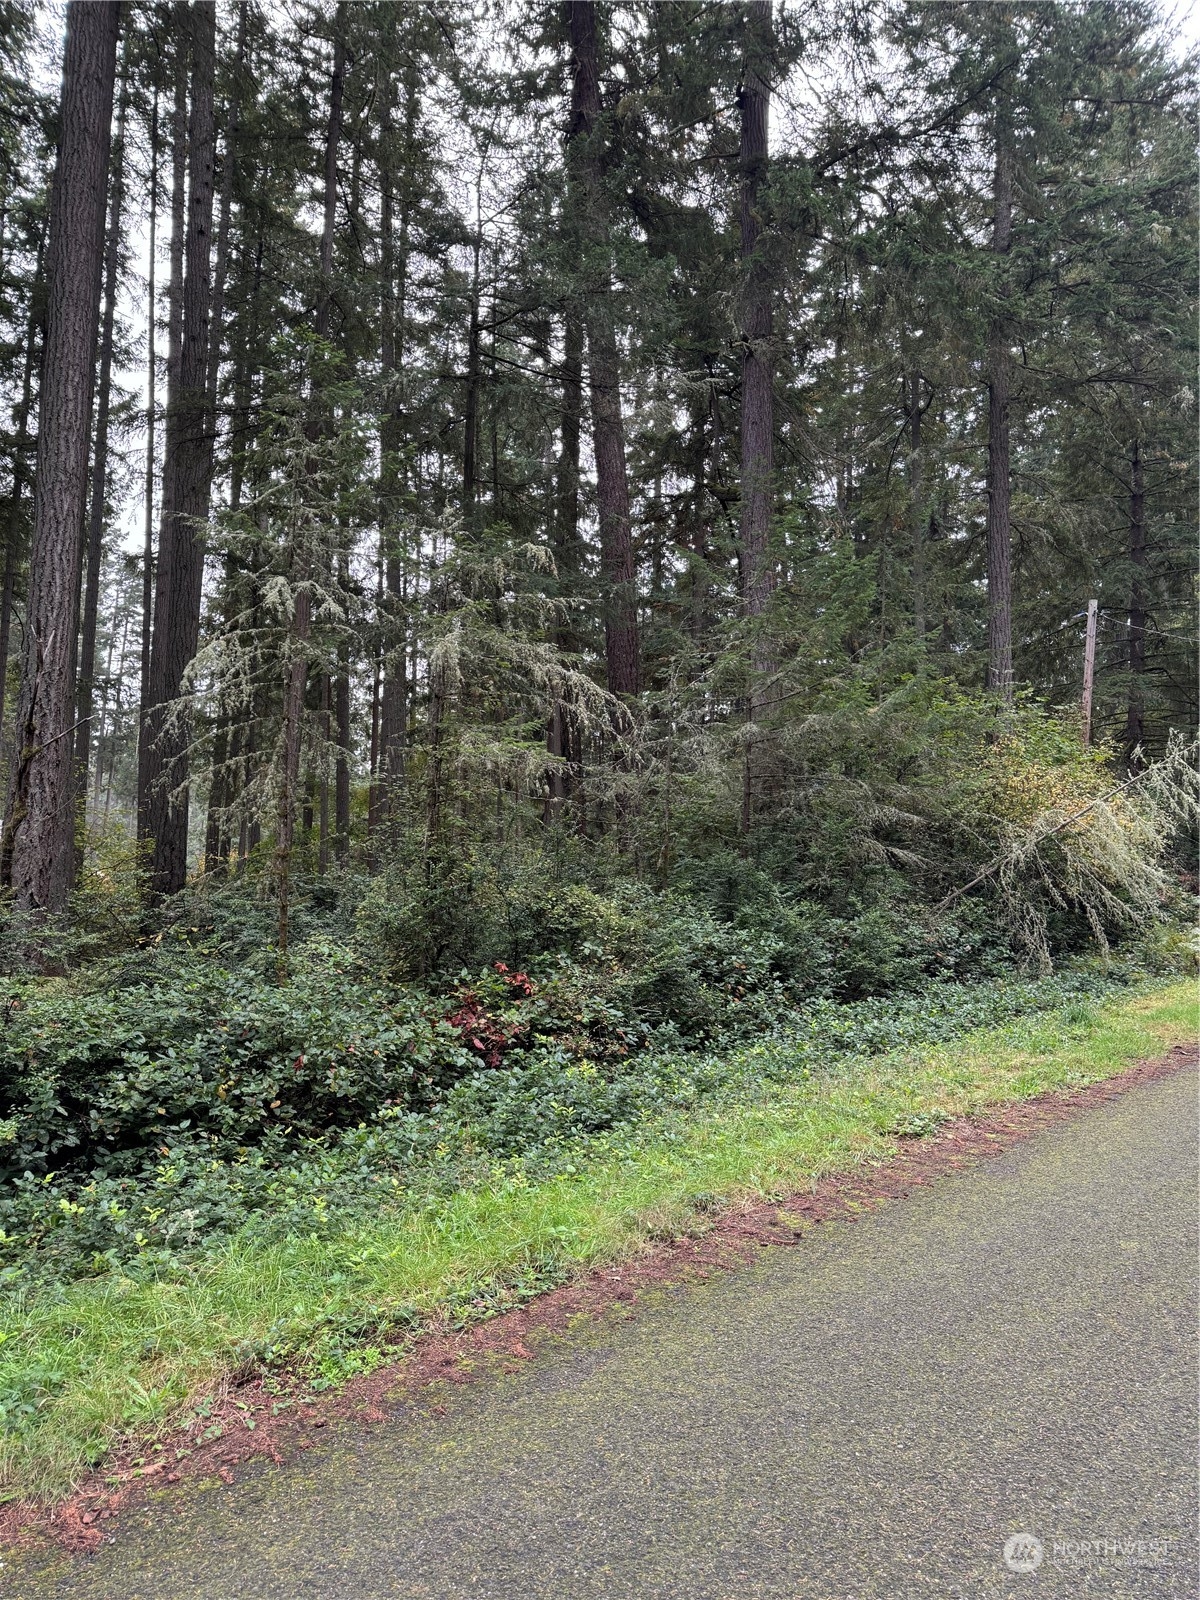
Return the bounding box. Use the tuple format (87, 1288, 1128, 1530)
(276, 579, 311, 979)
(908, 373, 926, 641)
(0, 538, 15, 747)
(332, 86, 357, 860)
(141, 0, 218, 895)
(1124, 435, 1146, 760)
(738, 0, 774, 623)
(545, 301, 584, 820)
(334, 605, 351, 858)
(315, 12, 346, 866)
(684, 393, 709, 643)
(737, 0, 775, 834)
(463, 225, 482, 525)
(1, 0, 118, 914)
(91, 581, 122, 812)
(74, 48, 129, 826)
(209, 207, 263, 868)
(165, 16, 188, 439)
(317, 672, 330, 871)
(556, 303, 583, 572)
(140, 21, 184, 848)
(0, 233, 43, 742)
(367, 559, 382, 843)
(566, 0, 638, 698)
(199, 6, 265, 876)
(204, 0, 246, 417)
(375, 50, 414, 837)
(316, 13, 345, 346)
(139, 88, 159, 769)
(333, 94, 366, 864)
(461, 157, 490, 531)
(985, 83, 1014, 701)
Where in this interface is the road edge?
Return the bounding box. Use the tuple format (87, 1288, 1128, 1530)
(4, 1037, 1195, 1560)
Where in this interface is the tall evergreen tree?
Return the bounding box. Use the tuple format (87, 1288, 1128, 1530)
(1, 0, 118, 914)
(566, 0, 639, 698)
(140, 0, 217, 895)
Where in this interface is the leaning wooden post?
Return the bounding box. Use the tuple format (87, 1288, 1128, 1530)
(1081, 598, 1098, 747)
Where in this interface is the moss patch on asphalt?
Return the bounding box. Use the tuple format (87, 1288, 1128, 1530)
(0, 979, 1193, 1507)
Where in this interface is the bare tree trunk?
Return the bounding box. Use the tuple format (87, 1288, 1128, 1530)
(985, 85, 1014, 701)
(301, 771, 314, 840)
(0, 538, 15, 745)
(74, 48, 129, 829)
(685, 394, 709, 643)
(315, 12, 346, 866)
(199, 9, 258, 876)
(567, 0, 638, 698)
(909, 373, 926, 641)
(489, 244, 501, 518)
(207, 208, 263, 869)
(424, 657, 446, 858)
(737, 0, 774, 834)
(100, 596, 131, 826)
(1124, 435, 1146, 761)
(1, 0, 119, 913)
(329, 40, 363, 866)
(301, 0, 347, 891)
(0, 238, 42, 742)
(276, 581, 311, 980)
(141, 0, 217, 895)
(318, 672, 330, 871)
(316, 14, 345, 347)
(199, 3, 244, 870)
(91, 581, 122, 811)
(203, 0, 246, 418)
(334, 586, 351, 858)
(139, 88, 159, 776)
(556, 304, 583, 570)
(140, 24, 184, 848)
(545, 302, 584, 821)
(463, 224, 482, 525)
(367, 563, 382, 844)
(164, 20, 188, 439)
(738, 0, 774, 623)
(376, 50, 414, 839)
(228, 228, 261, 525)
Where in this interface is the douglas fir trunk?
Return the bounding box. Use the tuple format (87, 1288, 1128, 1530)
(567, 0, 639, 699)
(1, 0, 118, 913)
(141, 0, 217, 895)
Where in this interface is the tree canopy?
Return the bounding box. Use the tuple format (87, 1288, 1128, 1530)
(0, 0, 1193, 969)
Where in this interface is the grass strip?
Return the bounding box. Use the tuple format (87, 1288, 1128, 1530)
(0, 978, 1194, 1504)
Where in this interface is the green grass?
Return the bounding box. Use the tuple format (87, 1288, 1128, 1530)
(0, 979, 1193, 1506)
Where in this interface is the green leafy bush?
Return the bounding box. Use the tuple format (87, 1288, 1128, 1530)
(0, 958, 1136, 1287)
(0, 942, 472, 1184)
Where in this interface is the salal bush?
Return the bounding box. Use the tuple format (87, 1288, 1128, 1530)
(0, 943, 471, 1184)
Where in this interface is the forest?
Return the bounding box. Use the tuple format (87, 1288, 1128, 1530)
(0, 0, 1195, 1502)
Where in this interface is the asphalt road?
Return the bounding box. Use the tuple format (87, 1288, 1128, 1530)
(10, 1062, 1198, 1600)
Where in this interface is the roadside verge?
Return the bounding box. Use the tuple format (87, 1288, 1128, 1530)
(1, 979, 1195, 1549)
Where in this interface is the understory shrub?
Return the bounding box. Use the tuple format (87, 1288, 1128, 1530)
(0, 952, 1174, 1291)
(0, 700, 1191, 1298)
(0, 941, 473, 1183)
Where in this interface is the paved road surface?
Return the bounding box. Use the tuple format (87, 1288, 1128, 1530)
(10, 1064, 1198, 1600)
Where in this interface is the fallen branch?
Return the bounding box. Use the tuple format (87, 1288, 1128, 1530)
(935, 765, 1157, 915)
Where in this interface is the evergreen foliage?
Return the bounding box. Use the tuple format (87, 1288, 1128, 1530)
(0, 0, 1193, 1286)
